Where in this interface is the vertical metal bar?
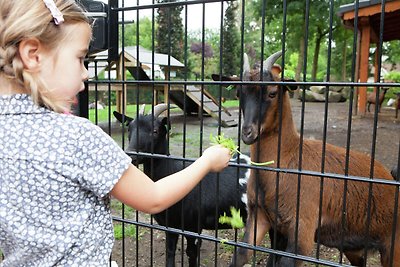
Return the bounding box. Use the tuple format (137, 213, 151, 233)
(295, 0, 310, 258)
(195, 4, 207, 265)
(119, 1, 127, 266)
(228, 0, 246, 263)
(108, 0, 119, 61)
(390, 142, 400, 266)
(340, 0, 360, 264)
(272, 0, 288, 264)
(181, 2, 188, 265)
(316, 0, 334, 261)
(363, 1, 387, 265)
(150, 3, 156, 266)
(252, 0, 267, 264)
(212, 3, 224, 266)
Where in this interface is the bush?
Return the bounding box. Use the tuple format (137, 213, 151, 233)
(384, 71, 400, 83)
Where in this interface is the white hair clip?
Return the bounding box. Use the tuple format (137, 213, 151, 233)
(43, 0, 64, 25)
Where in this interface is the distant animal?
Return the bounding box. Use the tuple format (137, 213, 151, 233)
(367, 87, 389, 112)
(213, 51, 399, 267)
(88, 101, 104, 110)
(114, 104, 250, 267)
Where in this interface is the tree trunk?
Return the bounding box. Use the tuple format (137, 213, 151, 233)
(293, 36, 305, 99)
(295, 36, 305, 82)
(312, 34, 322, 81)
(341, 38, 347, 81)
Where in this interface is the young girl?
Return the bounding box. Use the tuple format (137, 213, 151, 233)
(0, 1, 231, 266)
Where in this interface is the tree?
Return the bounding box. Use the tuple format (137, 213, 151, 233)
(121, 17, 155, 49)
(247, 0, 354, 82)
(222, 1, 241, 76)
(156, 0, 184, 62)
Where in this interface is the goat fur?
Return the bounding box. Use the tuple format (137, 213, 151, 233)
(213, 52, 400, 267)
(114, 108, 250, 267)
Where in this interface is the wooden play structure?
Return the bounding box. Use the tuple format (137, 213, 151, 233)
(338, 0, 400, 115)
(87, 46, 237, 127)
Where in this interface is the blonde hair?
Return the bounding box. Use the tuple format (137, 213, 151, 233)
(0, 0, 91, 112)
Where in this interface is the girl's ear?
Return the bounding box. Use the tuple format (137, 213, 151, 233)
(18, 38, 42, 71)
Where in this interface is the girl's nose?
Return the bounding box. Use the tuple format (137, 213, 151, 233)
(82, 66, 89, 81)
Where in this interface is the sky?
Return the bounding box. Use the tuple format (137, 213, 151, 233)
(99, 0, 224, 31)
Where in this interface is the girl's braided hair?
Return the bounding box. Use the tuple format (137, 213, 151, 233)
(0, 0, 91, 112)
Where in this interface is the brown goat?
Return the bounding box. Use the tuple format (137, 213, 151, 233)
(213, 51, 399, 267)
(367, 87, 389, 112)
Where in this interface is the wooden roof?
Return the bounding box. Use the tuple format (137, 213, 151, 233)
(338, 0, 400, 43)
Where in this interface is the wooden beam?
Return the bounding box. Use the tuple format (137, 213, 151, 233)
(358, 18, 371, 115)
(343, 1, 400, 21)
(116, 53, 127, 113)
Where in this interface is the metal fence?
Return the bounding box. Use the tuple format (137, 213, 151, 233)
(83, 0, 400, 266)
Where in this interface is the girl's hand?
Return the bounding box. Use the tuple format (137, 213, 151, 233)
(201, 145, 231, 172)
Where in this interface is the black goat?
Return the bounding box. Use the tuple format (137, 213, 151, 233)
(114, 105, 250, 267)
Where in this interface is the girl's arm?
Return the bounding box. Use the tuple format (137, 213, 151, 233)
(110, 145, 231, 214)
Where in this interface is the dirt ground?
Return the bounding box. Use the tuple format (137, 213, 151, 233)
(110, 99, 399, 267)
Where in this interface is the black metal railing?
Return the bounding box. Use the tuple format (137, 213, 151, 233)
(82, 1, 400, 266)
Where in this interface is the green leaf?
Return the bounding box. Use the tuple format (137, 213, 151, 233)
(210, 133, 275, 166)
(218, 207, 245, 229)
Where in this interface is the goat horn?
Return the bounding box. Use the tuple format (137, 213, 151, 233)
(243, 53, 250, 75)
(262, 51, 283, 73)
(153, 103, 178, 118)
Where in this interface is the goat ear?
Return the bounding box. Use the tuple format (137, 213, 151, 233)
(271, 64, 282, 76)
(283, 79, 298, 91)
(161, 117, 170, 132)
(113, 111, 134, 126)
(212, 74, 240, 83)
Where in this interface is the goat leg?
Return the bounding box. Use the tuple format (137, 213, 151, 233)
(186, 236, 201, 267)
(230, 207, 270, 267)
(277, 221, 315, 267)
(166, 232, 179, 267)
(343, 250, 365, 267)
(266, 228, 288, 267)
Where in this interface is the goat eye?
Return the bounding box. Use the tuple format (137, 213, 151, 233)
(268, 91, 277, 98)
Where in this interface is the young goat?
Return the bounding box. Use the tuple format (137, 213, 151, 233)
(367, 87, 389, 112)
(114, 105, 250, 267)
(213, 51, 399, 267)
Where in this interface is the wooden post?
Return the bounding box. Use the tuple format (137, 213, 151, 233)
(373, 46, 380, 90)
(116, 53, 127, 113)
(163, 67, 170, 104)
(358, 17, 371, 115)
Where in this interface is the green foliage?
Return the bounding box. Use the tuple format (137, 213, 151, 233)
(383, 40, 400, 65)
(156, 0, 184, 62)
(210, 133, 238, 156)
(384, 71, 400, 83)
(245, 0, 357, 81)
(210, 133, 274, 166)
(121, 17, 156, 49)
(219, 207, 245, 229)
(114, 223, 137, 240)
(187, 52, 219, 80)
(222, 1, 241, 76)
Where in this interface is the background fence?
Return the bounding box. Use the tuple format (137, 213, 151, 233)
(83, 0, 400, 266)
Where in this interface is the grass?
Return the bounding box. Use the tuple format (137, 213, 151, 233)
(111, 199, 139, 239)
(88, 101, 240, 124)
(88, 105, 145, 124)
(113, 223, 137, 240)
